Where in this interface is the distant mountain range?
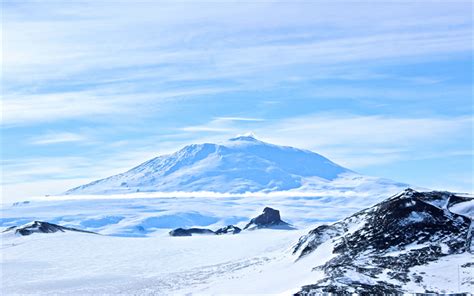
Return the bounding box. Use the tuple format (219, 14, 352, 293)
(66, 135, 408, 195)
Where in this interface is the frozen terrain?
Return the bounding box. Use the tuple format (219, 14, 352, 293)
(293, 189, 473, 294)
(1, 188, 404, 238)
(1, 226, 315, 295)
(2, 136, 412, 238)
(1, 190, 472, 294)
(1, 138, 471, 294)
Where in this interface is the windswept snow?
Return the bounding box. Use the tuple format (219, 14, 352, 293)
(449, 198, 474, 218)
(1, 189, 472, 294)
(1, 187, 404, 237)
(1, 229, 322, 295)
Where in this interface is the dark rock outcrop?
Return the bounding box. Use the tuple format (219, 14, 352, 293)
(5, 221, 96, 236)
(293, 189, 473, 295)
(12, 201, 30, 206)
(215, 225, 241, 235)
(244, 207, 293, 230)
(296, 280, 403, 295)
(169, 228, 216, 237)
(169, 207, 293, 237)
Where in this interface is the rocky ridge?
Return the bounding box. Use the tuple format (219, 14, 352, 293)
(293, 189, 473, 294)
(3, 221, 97, 236)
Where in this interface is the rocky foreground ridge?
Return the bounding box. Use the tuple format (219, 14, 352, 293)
(293, 189, 473, 294)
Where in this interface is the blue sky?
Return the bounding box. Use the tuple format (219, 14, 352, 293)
(2, 1, 473, 201)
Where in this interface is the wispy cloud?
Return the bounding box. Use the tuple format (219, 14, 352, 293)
(180, 117, 264, 133)
(264, 114, 472, 168)
(1, 85, 236, 126)
(262, 114, 471, 148)
(2, 1, 472, 126)
(30, 132, 88, 145)
(215, 117, 264, 122)
(181, 126, 232, 133)
(176, 113, 473, 169)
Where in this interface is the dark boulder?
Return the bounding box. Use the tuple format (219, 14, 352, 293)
(169, 228, 215, 237)
(244, 207, 293, 230)
(215, 225, 241, 235)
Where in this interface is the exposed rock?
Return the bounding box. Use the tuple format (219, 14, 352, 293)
(293, 224, 343, 258)
(215, 225, 241, 235)
(293, 189, 473, 294)
(12, 201, 30, 206)
(168, 207, 296, 237)
(169, 228, 216, 237)
(2, 226, 17, 233)
(5, 221, 96, 236)
(296, 280, 403, 295)
(244, 207, 293, 230)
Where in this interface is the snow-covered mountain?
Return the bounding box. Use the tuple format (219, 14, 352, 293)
(65, 135, 406, 195)
(293, 189, 473, 294)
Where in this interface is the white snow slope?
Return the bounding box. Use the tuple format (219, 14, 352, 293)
(0, 194, 341, 294)
(1, 228, 318, 295)
(1, 191, 472, 295)
(65, 135, 408, 195)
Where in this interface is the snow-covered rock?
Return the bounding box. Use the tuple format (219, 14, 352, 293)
(3, 221, 96, 236)
(244, 207, 293, 230)
(293, 189, 473, 294)
(215, 225, 241, 235)
(168, 207, 295, 237)
(64, 135, 406, 195)
(169, 225, 243, 236)
(169, 228, 216, 236)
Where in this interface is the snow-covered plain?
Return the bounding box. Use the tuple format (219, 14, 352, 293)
(2, 190, 472, 294)
(2, 229, 320, 295)
(1, 193, 333, 294)
(1, 184, 404, 237)
(0, 184, 398, 294)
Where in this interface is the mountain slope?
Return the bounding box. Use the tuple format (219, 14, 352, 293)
(66, 135, 358, 195)
(292, 189, 473, 294)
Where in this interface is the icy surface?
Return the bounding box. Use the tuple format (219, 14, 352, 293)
(1, 229, 320, 295)
(1, 187, 405, 237)
(1, 189, 472, 294)
(449, 198, 474, 218)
